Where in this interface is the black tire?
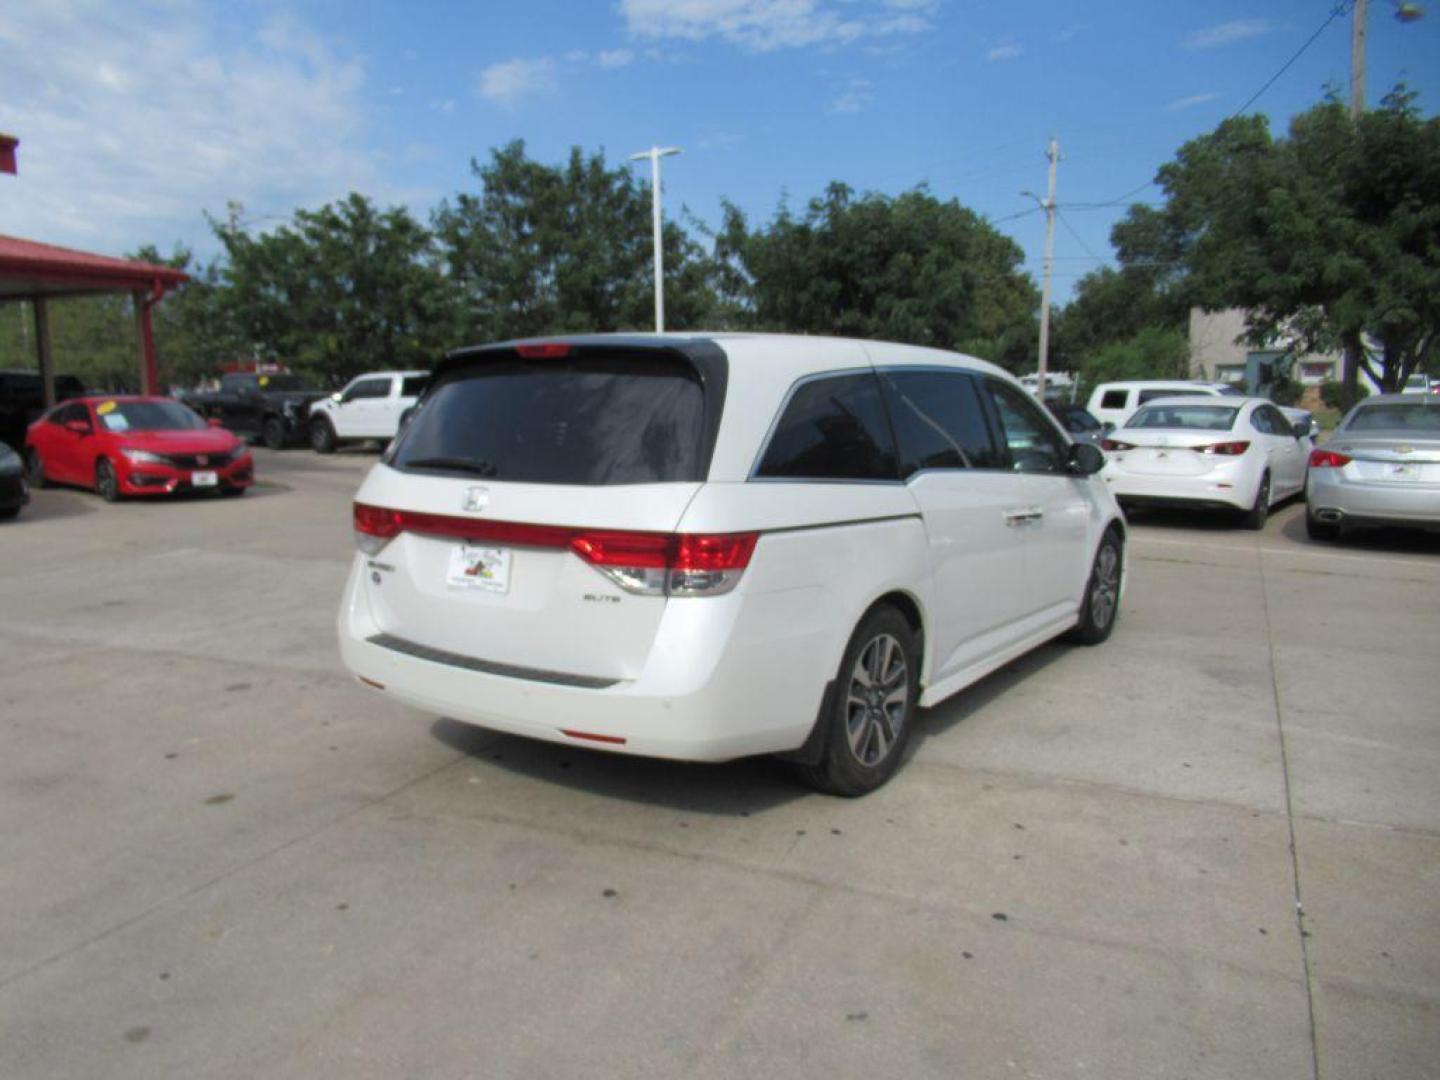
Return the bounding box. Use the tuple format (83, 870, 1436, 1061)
(95, 458, 120, 502)
(25, 448, 48, 489)
(797, 606, 920, 797)
(1065, 529, 1123, 645)
(310, 417, 336, 453)
(1305, 508, 1340, 542)
(0, 506, 18, 521)
(262, 416, 288, 450)
(1241, 472, 1270, 531)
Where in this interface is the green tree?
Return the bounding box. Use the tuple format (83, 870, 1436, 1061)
(214, 194, 455, 385)
(716, 183, 1038, 367)
(1077, 325, 1189, 393)
(1051, 265, 1186, 373)
(433, 141, 720, 341)
(1112, 90, 1440, 393)
(131, 245, 248, 388)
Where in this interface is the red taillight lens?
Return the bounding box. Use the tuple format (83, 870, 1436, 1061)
(570, 530, 672, 568)
(1100, 438, 1134, 452)
(1198, 441, 1251, 456)
(1309, 448, 1352, 468)
(675, 532, 758, 571)
(515, 342, 573, 359)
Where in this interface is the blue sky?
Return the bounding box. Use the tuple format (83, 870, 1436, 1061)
(3, 0, 1437, 303)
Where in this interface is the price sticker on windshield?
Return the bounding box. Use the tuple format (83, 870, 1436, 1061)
(446, 544, 511, 594)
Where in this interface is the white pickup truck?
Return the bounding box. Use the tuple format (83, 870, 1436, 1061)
(308, 371, 428, 453)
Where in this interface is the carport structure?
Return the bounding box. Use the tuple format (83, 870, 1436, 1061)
(0, 234, 188, 406)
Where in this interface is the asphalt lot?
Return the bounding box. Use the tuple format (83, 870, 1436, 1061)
(1, 449, 1437, 1080)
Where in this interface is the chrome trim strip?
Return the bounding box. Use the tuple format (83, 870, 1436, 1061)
(366, 633, 620, 690)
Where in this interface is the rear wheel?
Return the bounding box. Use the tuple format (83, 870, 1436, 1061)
(1241, 472, 1270, 531)
(1305, 508, 1339, 542)
(310, 417, 336, 453)
(94, 458, 120, 502)
(1065, 530, 1123, 645)
(25, 449, 48, 489)
(797, 606, 919, 797)
(262, 416, 287, 450)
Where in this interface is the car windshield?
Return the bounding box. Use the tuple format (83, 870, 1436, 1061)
(1216, 385, 1246, 396)
(1345, 403, 1440, 432)
(257, 374, 313, 392)
(1126, 404, 1239, 431)
(391, 353, 707, 484)
(95, 400, 207, 433)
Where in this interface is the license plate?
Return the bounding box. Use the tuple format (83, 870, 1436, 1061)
(192, 471, 218, 487)
(1385, 463, 1418, 481)
(446, 544, 511, 594)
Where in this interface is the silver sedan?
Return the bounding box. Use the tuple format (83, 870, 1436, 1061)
(1306, 394, 1440, 540)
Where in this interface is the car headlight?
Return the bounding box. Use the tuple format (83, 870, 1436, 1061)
(226, 443, 250, 462)
(121, 448, 166, 465)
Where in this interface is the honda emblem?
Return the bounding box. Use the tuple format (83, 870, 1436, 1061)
(463, 486, 489, 512)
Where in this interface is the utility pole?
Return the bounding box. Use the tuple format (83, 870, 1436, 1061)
(1024, 138, 1060, 401)
(1351, 0, 1367, 119)
(629, 146, 681, 332)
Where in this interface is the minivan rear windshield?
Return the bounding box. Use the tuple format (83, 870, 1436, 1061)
(391, 354, 707, 484)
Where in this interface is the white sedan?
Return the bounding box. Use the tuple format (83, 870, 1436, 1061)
(1100, 396, 1311, 529)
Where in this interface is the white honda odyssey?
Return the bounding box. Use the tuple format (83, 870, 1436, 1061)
(339, 334, 1126, 795)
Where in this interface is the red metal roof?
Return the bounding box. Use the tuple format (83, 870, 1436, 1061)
(0, 233, 189, 300)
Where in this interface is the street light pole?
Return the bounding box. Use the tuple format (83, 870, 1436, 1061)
(629, 146, 681, 332)
(1022, 137, 1060, 401)
(1351, 0, 1368, 119)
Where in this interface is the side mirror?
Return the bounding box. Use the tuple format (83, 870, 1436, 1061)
(1067, 442, 1105, 476)
(207, 417, 224, 428)
(1101, 421, 1116, 433)
(64, 419, 92, 435)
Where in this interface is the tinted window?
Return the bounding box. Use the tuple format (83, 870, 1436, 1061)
(220, 374, 255, 393)
(393, 354, 707, 485)
(757, 373, 897, 481)
(348, 378, 390, 400)
(1346, 403, 1440, 432)
(400, 376, 428, 397)
(1050, 405, 1101, 433)
(95, 400, 206, 433)
(986, 381, 1068, 474)
(52, 403, 88, 426)
(1099, 389, 1128, 409)
(881, 370, 1004, 475)
(1139, 387, 1208, 404)
(1250, 406, 1286, 435)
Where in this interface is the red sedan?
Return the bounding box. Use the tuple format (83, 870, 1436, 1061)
(25, 396, 253, 501)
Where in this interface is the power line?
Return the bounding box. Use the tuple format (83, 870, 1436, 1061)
(1056, 210, 1105, 263)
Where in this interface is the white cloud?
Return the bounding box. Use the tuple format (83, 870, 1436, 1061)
(0, 1, 386, 255)
(477, 57, 557, 106)
(829, 78, 873, 114)
(1185, 19, 1272, 50)
(429, 98, 457, 114)
(1166, 92, 1221, 112)
(596, 48, 636, 69)
(618, 0, 938, 53)
(985, 41, 1023, 62)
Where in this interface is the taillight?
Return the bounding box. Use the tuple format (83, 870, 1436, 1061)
(1100, 438, 1134, 452)
(352, 502, 757, 596)
(1309, 448, 1352, 468)
(1197, 441, 1251, 456)
(515, 342, 573, 359)
(353, 502, 401, 554)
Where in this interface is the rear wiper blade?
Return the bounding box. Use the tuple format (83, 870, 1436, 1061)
(404, 456, 498, 477)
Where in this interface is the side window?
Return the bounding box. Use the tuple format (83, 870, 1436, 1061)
(1252, 406, 1286, 435)
(756, 373, 898, 481)
(357, 378, 392, 399)
(985, 380, 1068, 475)
(400, 376, 428, 397)
(50, 403, 81, 426)
(221, 374, 256, 395)
(1099, 389, 1128, 410)
(880, 370, 1005, 476)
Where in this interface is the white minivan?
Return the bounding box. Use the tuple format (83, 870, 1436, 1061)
(339, 334, 1126, 794)
(309, 370, 428, 452)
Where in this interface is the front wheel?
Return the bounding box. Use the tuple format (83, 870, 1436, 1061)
(1065, 530, 1123, 645)
(310, 417, 336, 453)
(95, 458, 120, 502)
(1241, 472, 1271, 531)
(797, 606, 919, 797)
(262, 416, 288, 450)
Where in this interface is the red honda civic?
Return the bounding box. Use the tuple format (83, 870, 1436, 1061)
(25, 396, 253, 501)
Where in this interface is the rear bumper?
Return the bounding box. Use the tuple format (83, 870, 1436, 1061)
(1307, 471, 1440, 528)
(1103, 470, 1250, 512)
(336, 557, 833, 762)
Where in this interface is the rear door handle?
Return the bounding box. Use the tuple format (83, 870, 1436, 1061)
(1004, 507, 1044, 526)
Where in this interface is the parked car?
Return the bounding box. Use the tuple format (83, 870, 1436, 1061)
(1400, 373, 1439, 395)
(1100, 396, 1311, 529)
(1306, 394, 1440, 540)
(1087, 379, 1318, 437)
(1, 370, 85, 454)
(0, 441, 27, 520)
(25, 396, 253, 501)
(1046, 402, 1107, 445)
(339, 333, 1125, 796)
(308, 370, 428, 453)
(184, 372, 325, 449)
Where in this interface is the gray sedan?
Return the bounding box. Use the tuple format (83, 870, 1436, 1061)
(1306, 394, 1440, 540)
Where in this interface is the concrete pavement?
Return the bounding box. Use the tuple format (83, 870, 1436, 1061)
(1, 450, 1436, 1078)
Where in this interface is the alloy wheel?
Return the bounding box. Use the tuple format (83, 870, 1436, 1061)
(844, 633, 909, 767)
(1090, 543, 1120, 630)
